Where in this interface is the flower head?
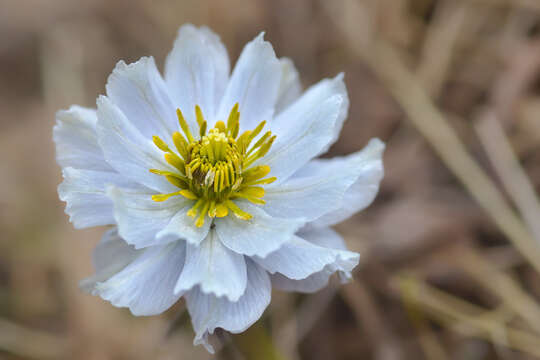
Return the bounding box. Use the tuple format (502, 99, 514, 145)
(54, 24, 385, 352)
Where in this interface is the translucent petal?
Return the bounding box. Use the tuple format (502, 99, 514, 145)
(263, 138, 384, 223)
(105, 57, 177, 142)
(254, 234, 358, 280)
(271, 227, 358, 293)
(308, 138, 385, 227)
(88, 240, 186, 316)
(165, 24, 230, 127)
(185, 260, 271, 353)
(80, 228, 140, 292)
(215, 202, 304, 257)
(107, 186, 190, 249)
(96, 96, 177, 193)
(217, 33, 281, 131)
(58, 168, 140, 228)
(275, 57, 302, 113)
(175, 229, 247, 301)
(155, 205, 212, 246)
(261, 93, 345, 182)
(53, 106, 110, 171)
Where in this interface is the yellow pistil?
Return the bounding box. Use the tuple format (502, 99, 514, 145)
(149, 103, 276, 227)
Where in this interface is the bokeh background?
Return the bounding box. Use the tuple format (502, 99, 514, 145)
(3, 0, 540, 359)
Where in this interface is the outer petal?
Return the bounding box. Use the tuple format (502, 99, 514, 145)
(262, 140, 383, 222)
(217, 33, 281, 130)
(59, 168, 141, 229)
(311, 74, 349, 154)
(174, 229, 247, 301)
(186, 260, 271, 353)
(107, 186, 190, 249)
(261, 90, 345, 182)
(54, 106, 141, 229)
(105, 57, 177, 142)
(215, 202, 304, 258)
(275, 58, 302, 113)
(96, 95, 177, 193)
(165, 24, 230, 126)
(309, 138, 385, 227)
(271, 271, 335, 293)
(271, 227, 358, 293)
(89, 240, 186, 316)
(80, 228, 140, 292)
(53, 106, 110, 171)
(253, 234, 358, 280)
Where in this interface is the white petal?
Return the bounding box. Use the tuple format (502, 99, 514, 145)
(165, 24, 230, 125)
(175, 229, 247, 301)
(80, 228, 140, 292)
(298, 226, 348, 249)
(155, 205, 212, 246)
(263, 141, 383, 222)
(254, 234, 358, 280)
(299, 225, 358, 283)
(58, 168, 140, 228)
(53, 106, 110, 171)
(105, 57, 177, 142)
(261, 88, 346, 182)
(271, 271, 334, 293)
(91, 241, 186, 316)
(217, 33, 281, 131)
(186, 260, 271, 352)
(271, 227, 358, 293)
(107, 186, 190, 249)
(93, 228, 139, 270)
(308, 74, 349, 154)
(96, 95, 177, 193)
(309, 138, 385, 227)
(275, 57, 302, 113)
(215, 202, 304, 257)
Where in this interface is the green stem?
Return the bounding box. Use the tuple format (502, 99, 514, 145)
(232, 321, 287, 360)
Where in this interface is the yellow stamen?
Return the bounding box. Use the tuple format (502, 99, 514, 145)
(172, 132, 189, 159)
(215, 120, 226, 133)
(177, 108, 194, 143)
(164, 153, 185, 174)
(179, 189, 198, 200)
(208, 200, 217, 217)
(226, 103, 239, 134)
(165, 175, 188, 188)
(195, 105, 205, 127)
(225, 200, 252, 220)
(187, 199, 203, 217)
(215, 203, 229, 217)
(149, 104, 276, 227)
(152, 191, 183, 202)
(196, 201, 210, 227)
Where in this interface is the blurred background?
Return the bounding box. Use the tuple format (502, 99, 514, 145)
(3, 0, 540, 359)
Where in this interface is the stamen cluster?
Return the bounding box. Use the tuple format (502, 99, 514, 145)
(150, 103, 276, 227)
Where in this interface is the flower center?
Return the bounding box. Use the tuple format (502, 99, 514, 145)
(150, 103, 276, 227)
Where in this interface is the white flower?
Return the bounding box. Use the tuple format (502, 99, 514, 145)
(54, 24, 385, 352)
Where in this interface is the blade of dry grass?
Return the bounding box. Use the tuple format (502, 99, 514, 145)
(452, 245, 540, 333)
(416, 0, 470, 97)
(475, 112, 540, 245)
(395, 274, 540, 357)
